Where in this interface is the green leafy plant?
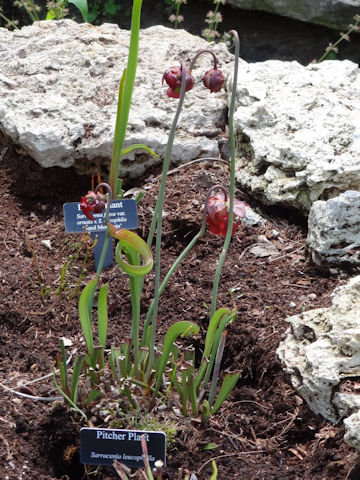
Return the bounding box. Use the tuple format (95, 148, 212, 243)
(87, 0, 122, 23)
(202, 0, 226, 42)
(317, 14, 360, 62)
(12, 0, 88, 23)
(0, 7, 20, 29)
(54, 0, 242, 442)
(167, 0, 186, 29)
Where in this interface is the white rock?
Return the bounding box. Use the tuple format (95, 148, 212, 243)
(230, 59, 360, 211)
(60, 336, 73, 347)
(226, 0, 360, 30)
(307, 190, 360, 271)
(241, 205, 267, 226)
(277, 275, 360, 424)
(344, 411, 360, 450)
(41, 239, 52, 250)
(0, 21, 233, 177)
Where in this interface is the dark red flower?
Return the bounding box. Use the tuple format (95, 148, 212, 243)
(162, 66, 194, 98)
(80, 190, 107, 221)
(202, 67, 224, 93)
(207, 192, 247, 236)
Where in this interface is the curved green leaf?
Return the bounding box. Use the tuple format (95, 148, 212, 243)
(120, 144, 159, 160)
(108, 225, 153, 277)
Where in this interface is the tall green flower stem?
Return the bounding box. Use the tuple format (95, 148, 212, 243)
(145, 62, 189, 378)
(108, 0, 142, 197)
(142, 184, 228, 344)
(209, 30, 240, 320)
(144, 50, 223, 368)
(317, 14, 360, 63)
(18, 0, 40, 22)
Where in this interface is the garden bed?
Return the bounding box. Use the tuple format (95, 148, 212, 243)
(0, 147, 358, 479)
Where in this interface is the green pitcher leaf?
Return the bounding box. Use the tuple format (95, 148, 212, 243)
(108, 225, 153, 277)
(97, 284, 108, 351)
(196, 308, 234, 391)
(69, 355, 85, 402)
(155, 321, 199, 392)
(78, 279, 97, 358)
(211, 372, 240, 415)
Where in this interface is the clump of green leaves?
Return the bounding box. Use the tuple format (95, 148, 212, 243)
(54, 0, 241, 445)
(318, 14, 360, 62)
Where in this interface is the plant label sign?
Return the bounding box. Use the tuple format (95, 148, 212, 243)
(63, 199, 138, 233)
(80, 428, 166, 468)
(63, 199, 138, 271)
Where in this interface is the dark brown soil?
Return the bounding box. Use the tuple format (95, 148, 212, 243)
(1, 144, 359, 479)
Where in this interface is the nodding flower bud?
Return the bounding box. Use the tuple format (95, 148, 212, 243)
(162, 66, 194, 98)
(207, 192, 247, 236)
(80, 190, 107, 221)
(202, 67, 225, 93)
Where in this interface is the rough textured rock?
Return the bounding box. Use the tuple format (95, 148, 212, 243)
(226, 0, 360, 30)
(230, 59, 360, 211)
(344, 411, 360, 450)
(277, 276, 360, 431)
(0, 20, 233, 177)
(307, 191, 360, 271)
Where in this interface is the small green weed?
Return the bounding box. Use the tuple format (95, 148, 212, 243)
(318, 14, 360, 62)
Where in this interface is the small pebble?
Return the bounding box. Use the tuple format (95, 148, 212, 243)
(289, 301, 296, 308)
(41, 239, 52, 250)
(307, 293, 317, 300)
(60, 336, 73, 347)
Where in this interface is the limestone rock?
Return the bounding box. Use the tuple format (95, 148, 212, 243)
(277, 275, 360, 426)
(344, 411, 360, 450)
(226, 0, 360, 30)
(307, 191, 360, 271)
(230, 59, 360, 211)
(0, 20, 233, 176)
